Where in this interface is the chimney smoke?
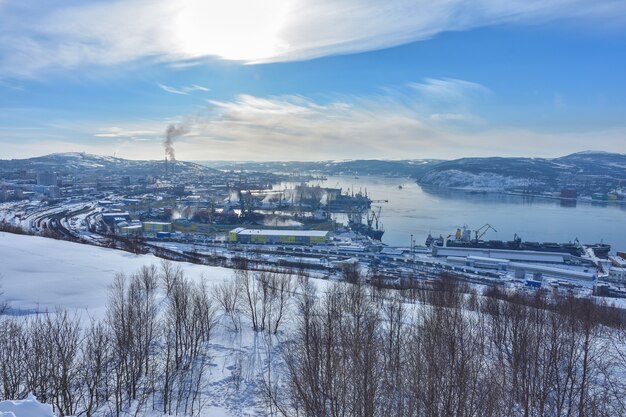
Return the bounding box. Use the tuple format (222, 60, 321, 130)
(164, 123, 188, 162)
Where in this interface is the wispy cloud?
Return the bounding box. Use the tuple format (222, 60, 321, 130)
(429, 113, 485, 124)
(94, 126, 161, 140)
(1, 0, 625, 77)
(410, 78, 490, 103)
(157, 83, 210, 95)
(2, 78, 624, 160)
(177, 81, 491, 159)
(107, 80, 617, 160)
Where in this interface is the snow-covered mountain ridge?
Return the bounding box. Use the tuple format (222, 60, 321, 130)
(418, 151, 626, 193)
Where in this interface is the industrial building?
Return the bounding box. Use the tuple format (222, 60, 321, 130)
(432, 246, 587, 264)
(101, 212, 131, 226)
(445, 255, 597, 281)
(229, 227, 329, 245)
(143, 221, 173, 234)
(116, 221, 143, 236)
(609, 267, 626, 283)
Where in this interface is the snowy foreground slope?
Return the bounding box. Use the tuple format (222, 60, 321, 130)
(0, 394, 54, 417)
(0, 232, 232, 317)
(0, 233, 285, 416)
(3, 232, 626, 417)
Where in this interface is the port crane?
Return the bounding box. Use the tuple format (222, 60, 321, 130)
(475, 223, 497, 241)
(366, 206, 383, 230)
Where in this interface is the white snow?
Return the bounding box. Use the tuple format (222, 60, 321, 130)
(420, 169, 541, 191)
(0, 394, 54, 417)
(0, 232, 298, 416)
(0, 232, 233, 317)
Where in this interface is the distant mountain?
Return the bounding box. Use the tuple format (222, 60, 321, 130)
(4, 151, 624, 196)
(323, 159, 442, 177)
(199, 159, 443, 177)
(0, 152, 219, 177)
(553, 151, 626, 177)
(417, 151, 626, 194)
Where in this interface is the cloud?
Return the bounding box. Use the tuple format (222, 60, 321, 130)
(177, 83, 496, 160)
(1, 78, 624, 160)
(83, 81, 614, 160)
(158, 83, 210, 95)
(430, 113, 485, 124)
(94, 126, 161, 140)
(1, 0, 625, 76)
(410, 78, 490, 103)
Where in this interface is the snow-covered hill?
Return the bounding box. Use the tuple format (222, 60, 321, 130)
(418, 151, 626, 192)
(0, 152, 218, 177)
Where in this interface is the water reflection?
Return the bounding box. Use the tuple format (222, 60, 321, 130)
(421, 186, 544, 206)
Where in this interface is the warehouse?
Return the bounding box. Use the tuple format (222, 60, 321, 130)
(116, 221, 143, 236)
(229, 228, 329, 245)
(433, 246, 579, 264)
(143, 221, 172, 235)
(101, 212, 130, 226)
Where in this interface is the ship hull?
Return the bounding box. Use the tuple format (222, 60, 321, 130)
(435, 240, 589, 257)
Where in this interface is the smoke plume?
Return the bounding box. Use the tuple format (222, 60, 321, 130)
(164, 124, 188, 161)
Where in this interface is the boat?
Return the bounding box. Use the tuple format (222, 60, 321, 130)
(348, 207, 384, 240)
(327, 192, 371, 212)
(589, 243, 611, 258)
(425, 225, 610, 258)
(350, 222, 384, 240)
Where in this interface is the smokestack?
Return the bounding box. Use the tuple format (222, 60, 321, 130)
(163, 124, 188, 176)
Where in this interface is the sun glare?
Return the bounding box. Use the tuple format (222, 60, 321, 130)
(174, 0, 289, 62)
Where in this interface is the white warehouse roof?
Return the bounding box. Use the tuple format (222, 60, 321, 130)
(231, 228, 329, 237)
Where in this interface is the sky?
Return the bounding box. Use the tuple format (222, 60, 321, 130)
(1, 0, 625, 161)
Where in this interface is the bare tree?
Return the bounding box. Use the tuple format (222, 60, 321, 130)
(3, 265, 626, 417)
(0, 318, 26, 400)
(159, 259, 184, 297)
(212, 279, 241, 331)
(0, 274, 8, 315)
(266, 273, 294, 334)
(106, 268, 158, 415)
(238, 269, 270, 332)
(160, 272, 216, 415)
(78, 318, 112, 417)
(46, 311, 82, 417)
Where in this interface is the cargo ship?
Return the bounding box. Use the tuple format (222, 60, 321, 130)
(348, 207, 384, 240)
(328, 192, 371, 212)
(425, 225, 611, 258)
(350, 222, 384, 240)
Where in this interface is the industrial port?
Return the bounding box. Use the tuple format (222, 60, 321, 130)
(1, 152, 625, 300)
